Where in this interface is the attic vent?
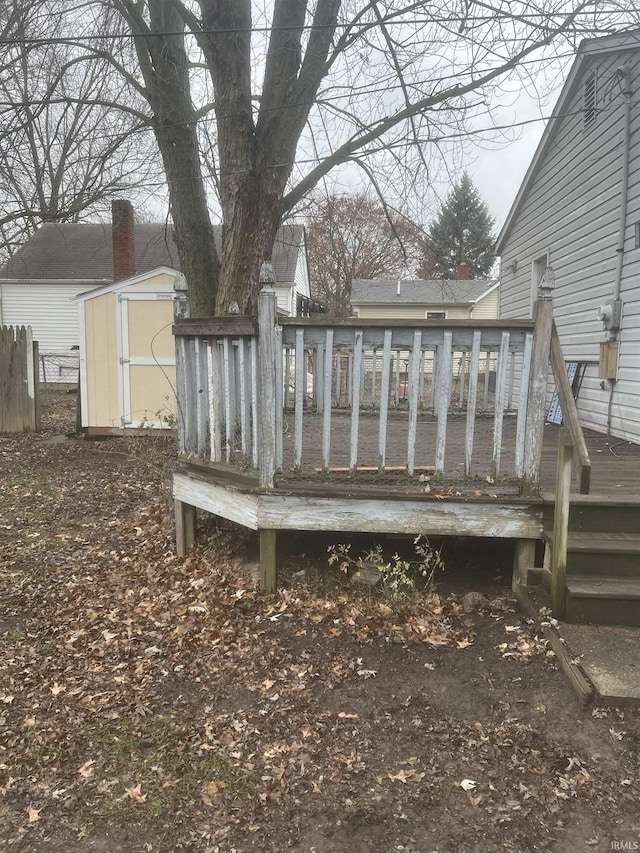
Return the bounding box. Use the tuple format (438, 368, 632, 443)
(583, 71, 597, 128)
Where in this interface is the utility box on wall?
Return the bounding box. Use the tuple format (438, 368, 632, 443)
(599, 341, 618, 380)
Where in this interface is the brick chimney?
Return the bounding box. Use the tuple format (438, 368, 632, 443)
(111, 199, 135, 281)
(457, 261, 469, 280)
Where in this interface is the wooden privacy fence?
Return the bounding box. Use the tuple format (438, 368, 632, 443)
(0, 325, 40, 433)
(174, 288, 549, 493)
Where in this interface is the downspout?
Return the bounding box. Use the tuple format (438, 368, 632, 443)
(607, 65, 632, 434)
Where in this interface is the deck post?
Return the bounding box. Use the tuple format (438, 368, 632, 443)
(258, 263, 278, 489)
(260, 529, 278, 593)
(522, 271, 554, 496)
(513, 539, 537, 592)
(175, 499, 196, 557)
(550, 428, 572, 619)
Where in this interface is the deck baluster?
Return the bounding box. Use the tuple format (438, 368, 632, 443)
(492, 331, 511, 478)
(321, 328, 334, 471)
(515, 332, 534, 478)
(406, 330, 422, 475)
(378, 329, 393, 473)
(294, 328, 305, 469)
(435, 332, 453, 474)
(464, 331, 482, 476)
(207, 339, 222, 462)
(349, 330, 364, 472)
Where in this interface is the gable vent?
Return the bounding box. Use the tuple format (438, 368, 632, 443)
(583, 71, 597, 128)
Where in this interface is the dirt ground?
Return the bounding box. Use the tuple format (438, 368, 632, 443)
(1, 388, 639, 853)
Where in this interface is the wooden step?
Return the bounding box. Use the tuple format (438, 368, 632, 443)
(545, 532, 640, 577)
(541, 493, 640, 535)
(565, 575, 640, 627)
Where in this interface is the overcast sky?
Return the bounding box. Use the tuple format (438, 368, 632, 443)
(472, 127, 547, 241)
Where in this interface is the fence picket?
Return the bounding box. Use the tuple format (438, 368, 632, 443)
(0, 325, 39, 432)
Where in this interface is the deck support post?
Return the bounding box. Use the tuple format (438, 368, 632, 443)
(550, 428, 572, 619)
(513, 538, 537, 592)
(175, 499, 196, 557)
(260, 529, 277, 593)
(523, 275, 554, 496)
(258, 264, 278, 489)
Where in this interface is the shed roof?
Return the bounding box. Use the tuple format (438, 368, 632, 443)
(1, 221, 305, 285)
(351, 278, 497, 306)
(495, 27, 640, 253)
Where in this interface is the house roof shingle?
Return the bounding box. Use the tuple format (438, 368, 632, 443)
(351, 278, 497, 306)
(1, 221, 305, 285)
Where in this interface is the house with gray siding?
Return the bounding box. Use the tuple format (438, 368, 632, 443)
(496, 29, 640, 443)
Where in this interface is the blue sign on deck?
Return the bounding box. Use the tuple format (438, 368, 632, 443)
(547, 362, 579, 425)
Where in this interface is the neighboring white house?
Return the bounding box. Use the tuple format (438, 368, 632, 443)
(0, 201, 311, 382)
(351, 275, 499, 320)
(496, 29, 640, 443)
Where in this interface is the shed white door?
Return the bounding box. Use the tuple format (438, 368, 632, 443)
(118, 293, 176, 428)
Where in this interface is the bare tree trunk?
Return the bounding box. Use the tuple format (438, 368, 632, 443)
(215, 171, 286, 315)
(130, 0, 219, 316)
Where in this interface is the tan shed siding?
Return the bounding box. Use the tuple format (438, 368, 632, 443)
(127, 298, 174, 360)
(471, 289, 499, 320)
(128, 365, 176, 425)
(84, 292, 120, 428)
(499, 48, 640, 442)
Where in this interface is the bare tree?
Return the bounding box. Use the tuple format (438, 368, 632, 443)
(0, 0, 161, 258)
(307, 193, 422, 315)
(3, 1, 638, 313)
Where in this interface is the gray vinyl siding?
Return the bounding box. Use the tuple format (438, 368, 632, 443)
(499, 47, 640, 443)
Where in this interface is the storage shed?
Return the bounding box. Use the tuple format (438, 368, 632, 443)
(75, 267, 179, 434)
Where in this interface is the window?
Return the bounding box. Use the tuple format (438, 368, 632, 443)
(426, 311, 446, 319)
(635, 222, 640, 249)
(583, 71, 597, 128)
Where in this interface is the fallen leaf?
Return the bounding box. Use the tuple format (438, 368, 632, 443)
(389, 770, 410, 783)
(78, 760, 95, 781)
(125, 783, 147, 803)
(460, 779, 477, 791)
(27, 807, 41, 823)
(337, 712, 359, 719)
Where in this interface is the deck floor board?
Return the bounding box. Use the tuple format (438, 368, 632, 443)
(276, 411, 640, 499)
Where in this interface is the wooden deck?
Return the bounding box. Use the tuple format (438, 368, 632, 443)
(172, 284, 639, 602)
(540, 425, 640, 499)
(269, 412, 640, 500)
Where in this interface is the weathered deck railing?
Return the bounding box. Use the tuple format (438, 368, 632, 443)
(174, 284, 547, 493)
(548, 322, 592, 618)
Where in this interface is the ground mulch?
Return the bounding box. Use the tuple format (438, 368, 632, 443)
(1, 388, 639, 853)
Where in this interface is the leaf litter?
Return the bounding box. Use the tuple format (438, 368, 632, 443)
(0, 388, 639, 852)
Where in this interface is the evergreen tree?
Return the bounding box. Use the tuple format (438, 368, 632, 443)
(422, 173, 496, 279)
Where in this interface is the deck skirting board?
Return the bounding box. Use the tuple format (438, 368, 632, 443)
(173, 471, 543, 539)
(173, 471, 260, 530)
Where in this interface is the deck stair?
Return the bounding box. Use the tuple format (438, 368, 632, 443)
(543, 500, 640, 627)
